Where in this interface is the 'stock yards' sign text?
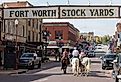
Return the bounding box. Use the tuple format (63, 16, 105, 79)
(3, 6, 119, 19)
(60, 7, 119, 18)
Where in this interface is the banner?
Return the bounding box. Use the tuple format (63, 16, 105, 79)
(3, 6, 120, 19)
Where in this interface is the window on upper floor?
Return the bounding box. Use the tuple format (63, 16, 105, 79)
(32, 19, 34, 28)
(36, 33, 38, 42)
(23, 25, 25, 37)
(32, 31, 34, 42)
(28, 31, 31, 41)
(28, 19, 31, 26)
(55, 30, 63, 40)
(36, 19, 38, 29)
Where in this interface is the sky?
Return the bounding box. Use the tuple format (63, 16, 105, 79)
(1, 0, 121, 36)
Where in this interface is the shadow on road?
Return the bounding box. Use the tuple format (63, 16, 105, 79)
(26, 61, 61, 74)
(89, 70, 111, 78)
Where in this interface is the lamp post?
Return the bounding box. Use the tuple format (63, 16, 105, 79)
(42, 28, 50, 61)
(57, 36, 63, 61)
(15, 19, 18, 70)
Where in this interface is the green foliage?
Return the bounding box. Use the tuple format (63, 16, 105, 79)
(101, 35, 110, 45)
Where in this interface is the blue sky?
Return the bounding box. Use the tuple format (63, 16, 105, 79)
(1, 0, 121, 36)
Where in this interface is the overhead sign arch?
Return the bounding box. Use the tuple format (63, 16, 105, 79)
(3, 5, 121, 19)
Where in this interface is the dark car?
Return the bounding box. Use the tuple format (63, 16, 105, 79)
(100, 53, 117, 70)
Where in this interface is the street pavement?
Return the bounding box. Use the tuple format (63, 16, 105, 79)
(0, 57, 109, 74)
(0, 57, 113, 82)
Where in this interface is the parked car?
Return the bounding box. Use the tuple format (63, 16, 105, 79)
(100, 53, 117, 70)
(88, 50, 95, 57)
(19, 53, 41, 69)
(94, 47, 105, 53)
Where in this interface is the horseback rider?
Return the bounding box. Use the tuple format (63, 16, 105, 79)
(79, 49, 86, 61)
(61, 49, 69, 61)
(61, 49, 69, 72)
(72, 47, 79, 58)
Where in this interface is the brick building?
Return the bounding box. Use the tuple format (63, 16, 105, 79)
(43, 22, 80, 53)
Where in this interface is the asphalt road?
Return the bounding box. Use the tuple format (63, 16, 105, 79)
(0, 57, 115, 82)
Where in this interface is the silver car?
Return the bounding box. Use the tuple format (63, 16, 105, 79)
(19, 53, 41, 69)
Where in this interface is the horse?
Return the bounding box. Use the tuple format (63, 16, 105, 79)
(81, 57, 91, 76)
(79, 61, 86, 76)
(61, 58, 70, 74)
(71, 57, 80, 76)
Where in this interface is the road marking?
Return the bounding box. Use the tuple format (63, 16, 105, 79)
(30, 78, 48, 82)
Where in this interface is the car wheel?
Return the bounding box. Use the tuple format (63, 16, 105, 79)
(29, 62, 34, 69)
(38, 61, 41, 68)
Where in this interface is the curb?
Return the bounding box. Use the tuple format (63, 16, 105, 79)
(0, 69, 28, 75)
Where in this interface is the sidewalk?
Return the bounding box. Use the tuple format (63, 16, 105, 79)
(0, 69, 28, 75)
(0, 59, 60, 75)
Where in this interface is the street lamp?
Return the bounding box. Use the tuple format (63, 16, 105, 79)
(15, 19, 19, 70)
(42, 28, 50, 61)
(57, 36, 64, 61)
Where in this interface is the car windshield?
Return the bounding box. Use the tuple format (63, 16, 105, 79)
(104, 55, 116, 59)
(21, 53, 34, 58)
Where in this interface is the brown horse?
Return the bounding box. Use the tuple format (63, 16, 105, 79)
(61, 58, 69, 74)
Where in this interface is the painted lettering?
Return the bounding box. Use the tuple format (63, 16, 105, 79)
(32, 10, 57, 17)
(61, 9, 86, 17)
(90, 9, 115, 16)
(9, 10, 29, 17)
(9, 11, 14, 17)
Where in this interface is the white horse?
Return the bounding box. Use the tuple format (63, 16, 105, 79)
(71, 58, 80, 76)
(81, 57, 91, 76)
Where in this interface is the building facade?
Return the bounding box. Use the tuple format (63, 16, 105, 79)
(43, 22, 80, 54)
(0, 1, 43, 69)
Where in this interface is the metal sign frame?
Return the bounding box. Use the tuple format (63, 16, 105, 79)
(2, 5, 121, 19)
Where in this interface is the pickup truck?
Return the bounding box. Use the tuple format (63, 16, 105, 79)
(19, 53, 41, 69)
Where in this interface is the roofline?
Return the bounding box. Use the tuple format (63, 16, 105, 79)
(2, 1, 33, 7)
